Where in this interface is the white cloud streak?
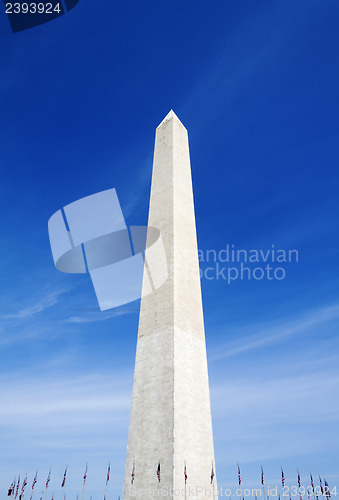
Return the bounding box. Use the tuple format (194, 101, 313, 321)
(210, 303, 339, 360)
(2, 289, 67, 320)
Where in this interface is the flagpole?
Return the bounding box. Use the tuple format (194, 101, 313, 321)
(311, 474, 319, 500)
(261, 466, 266, 500)
(319, 476, 325, 500)
(237, 462, 242, 500)
(10, 477, 16, 499)
(105, 462, 110, 500)
(297, 469, 302, 500)
(156, 461, 161, 498)
(281, 467, 285, 496)
(21, 473, 28, 500)
(82, 463, 88, 500)
(61, 465, 68, 500)
(44, 468, 51, 500)
(212, 460, 215, 500)
(30, 470, 38, 500)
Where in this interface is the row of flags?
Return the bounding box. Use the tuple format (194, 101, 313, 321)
(129, 460, 216, 486)
(7, 463, 110, 498)
(236, 464, 332, 500)
(8, 463, 333, 498)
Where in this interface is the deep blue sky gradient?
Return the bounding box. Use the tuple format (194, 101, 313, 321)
(0, 0, 338, 498)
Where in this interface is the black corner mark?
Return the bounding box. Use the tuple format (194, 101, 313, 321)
(3, 0, 81, 33)
(63, 0, 80, 11)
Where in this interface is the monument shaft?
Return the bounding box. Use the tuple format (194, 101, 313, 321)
(123, 111, 216, 500)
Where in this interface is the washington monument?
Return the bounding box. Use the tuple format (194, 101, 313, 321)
(123, 111, 217, 500)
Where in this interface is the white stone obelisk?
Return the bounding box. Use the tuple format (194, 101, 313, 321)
(123, 111, 217, 500)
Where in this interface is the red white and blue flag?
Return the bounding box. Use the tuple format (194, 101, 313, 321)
(32, 471, 37, 489)
(131, 462, 135, 485)
(298, 471, 301, 489)
(61, 466, 67, 488)
(320, 477, 324, 495)
(281, 468, 285, 488)
(238, 464, 242, 486)
(311, 474, 314, 492)
(310, 474, 319, 500)
(46, 469, 51, 489)
(30, 472, 38, 500)
(106, 462, 110, 485)
(157, 463, 161, 483)
(325, 480, 331, 499)
(184, 464, 188, 484)
(83, 464, 88, 486)
(15, 477, 20, 499)
(19, 476, 27, 500)
(7, 482, 15, 497)
(210, 463, 215, 485)
(261, 466, 265, 487)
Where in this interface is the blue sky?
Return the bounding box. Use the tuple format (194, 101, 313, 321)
(0, 0, 339, 498)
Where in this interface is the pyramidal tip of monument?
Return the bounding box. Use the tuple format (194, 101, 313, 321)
(157, 109, 186, 129)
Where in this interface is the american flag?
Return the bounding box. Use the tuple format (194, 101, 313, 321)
(261, 466, 265, 487)
(19, 477, 27, 500)
(131, 462, 135, 485)
(61, 466, 68, 488)
(210, 463, 215, 485)
(237, 463, 242, 486)
(106, 463, 110, 485)
(83, 464, 88, 486)
(311, 474, 315, 492)
(298, 471, 301, 489)
(8, 482, 15, 497)
(281, 468, 285, 488)
(310, 474, 319, 500)
(30, 472, 38, 500)
(184, 464, 187, 484)
(46, 469, 51, 489)
(320, 477, 324, 495)
(157, 462, 161, 483)
(324, 480, 331, 499)
(15, 477, 20, 500)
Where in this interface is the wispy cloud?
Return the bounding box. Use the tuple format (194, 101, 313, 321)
(2, 289, 67, 320)
(0, 372, 131, 427)
(210, 366, 339, 467)
(66, 306, 136, 324)
(210, 303, 339, 360)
